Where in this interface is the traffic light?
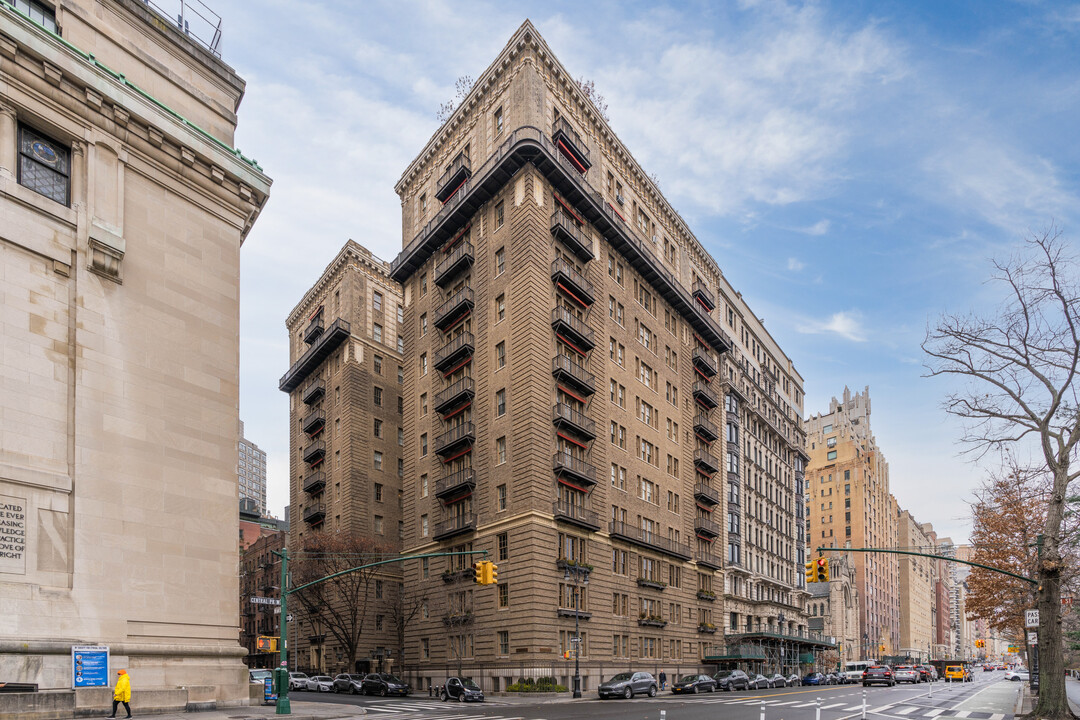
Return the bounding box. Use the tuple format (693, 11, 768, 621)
(487, 562, 498, 585)
(256, 636, 278, 653)
(805, 560, 816, 583)
(473, 562, 483, 584)
(815, 557, 829, 583)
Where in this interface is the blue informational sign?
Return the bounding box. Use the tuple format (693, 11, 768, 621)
(72, 645, 110, 689)
(263, 677, 277, 703)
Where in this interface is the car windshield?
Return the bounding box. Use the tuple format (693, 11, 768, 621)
(462, 679, 480, 690)
(609, 673, 633, 682)
(382, 675, 402, 683)
(714, 671, 731, 678)
(679, 675, 699, 682)
(251, 671, 270, 679)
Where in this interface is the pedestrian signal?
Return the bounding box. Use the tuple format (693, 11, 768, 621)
(256, 636, 278, 653)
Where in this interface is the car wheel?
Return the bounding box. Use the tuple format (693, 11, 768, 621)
(692, 685, 698, 694)
(458, 693, 466, 703)
(863, 683, 869, 687)
(648, 685, 657, 697)
(380, 687, 387, 697)
(624, 687, 633, 699)
(441, 691, 449, 702)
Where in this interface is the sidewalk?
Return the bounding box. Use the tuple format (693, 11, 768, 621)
(1015, 677, 1080, 716)
(119, 699, 368, 720)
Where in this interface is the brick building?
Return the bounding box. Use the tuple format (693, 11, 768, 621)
(239, 530, 285, 670)
(388, 21, 825, 692)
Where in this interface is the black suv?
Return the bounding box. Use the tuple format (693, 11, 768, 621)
(862, 666, 895, 687)
(440, 677, 484, 702)
(713, 669, 750, 691)
(361, 673, 409, 697)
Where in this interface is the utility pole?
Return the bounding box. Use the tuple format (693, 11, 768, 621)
(273, 547, 290, 714)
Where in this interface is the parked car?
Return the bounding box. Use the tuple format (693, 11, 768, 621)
(824, 673, 840, 685)
(894, 667, 920, 684)
(1005, 669, 1030, 682)
(766, 674, 788, 688)
(714, 669, 751, 691)
(440, 676, 484, 702)
(249, 669, 271, 685)
(288, 672, 309, 691)
(598, 671, 657, 699)
(361, 673, 410, 697)
(332, 674, 364, 694)
(305, 675, 333, 692)
(862, 666, 895, 687)
(786, 674, 801, 686)
(671, 674, 717, 694)
(802, 672, 826, 686)
(748, 674, 771, 690)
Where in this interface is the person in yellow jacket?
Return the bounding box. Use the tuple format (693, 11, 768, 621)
(107, 669, 132, 718)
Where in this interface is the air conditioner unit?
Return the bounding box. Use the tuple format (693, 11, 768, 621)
(651, 235, 660, 244)
(616, 194, 625, 205)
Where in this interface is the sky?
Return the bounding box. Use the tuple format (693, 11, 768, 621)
(211, 0, 1080, 543)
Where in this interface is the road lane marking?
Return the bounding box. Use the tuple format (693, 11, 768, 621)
(822, 703, 848, 709)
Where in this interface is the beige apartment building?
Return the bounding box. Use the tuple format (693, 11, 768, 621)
(280, 241, 405, 674)
(805, 387, 900, 660)
(0, 0, 270, 715)
(898, 510, 935, 662)
(388, 21, 828, 692)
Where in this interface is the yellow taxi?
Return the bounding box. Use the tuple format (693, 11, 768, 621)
(945, 666, 970, 683)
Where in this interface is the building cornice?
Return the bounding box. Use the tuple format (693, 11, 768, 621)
(285, 240, 396, 330)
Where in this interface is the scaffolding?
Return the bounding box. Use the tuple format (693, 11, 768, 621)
(704, 629, 835, 676)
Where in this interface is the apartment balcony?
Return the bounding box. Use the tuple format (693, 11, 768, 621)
(435, 152, 471, 203)
(608, 520, 692, 561)
(694, 414, 719, 442)
(433, 376, 475, 416)
(434, 241, 474, 289)
(301, 379, 324, 405)
(303, 315, 324, 345)
(302, 439, 325, 464)
(550, 211, 594, 262)
(551, 307, 595, 352)
(434, 422, 475, 457)
(301, 409, 325, 436)
(551, 257, 595, 306)
(303, 471, 326, 495)
(692, 280, 716, 311)
(552, 403, 596, 441)
(279, 319, 351, 392)
(694, 448, 720, 475)
(694, 482, 720, 507)
(552, 500, 601, 532)
(552, 355, 595, 396)
(692, 347, 718, 378)
(433, 332, 475, 373)
(695, 516, 721, 539)
(432, 512, 477, 541)
(693, 381, 719, 409)
(552, 452, 597, 488)
(302, 503, 325, 525)
(434, 468, 476, 503)
(552, 116, 592, 173)
(433, 286, 475, 332)
(696, 550, 723, 570)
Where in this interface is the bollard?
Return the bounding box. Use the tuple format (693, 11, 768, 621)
(929, 679, 933, 699)
(861, 689, 867, 720)
(761, 699, 766, 720)
(816, 697, 822, 720)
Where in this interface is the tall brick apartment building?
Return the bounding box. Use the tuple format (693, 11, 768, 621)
(280, 242, 405, 673)
(389, 21, 829, 691)
(805, 386, 900, 659)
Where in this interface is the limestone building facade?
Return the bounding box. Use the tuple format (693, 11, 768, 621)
(0, 0, 270, 712)
(805, 387, 900, 660)
(280, 241, 405, 675)
(389, 21, 825, 692)
(898, 510, 935, 662)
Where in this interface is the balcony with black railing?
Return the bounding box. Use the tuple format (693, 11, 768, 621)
(694, 448, 720, 475)
(303, 315, 324, 345)
(434, 422, 475, 457)
(550, 211, 594, 262)
(552, 116, 591, 173)
(552, 451, 597, 488)
(552, 500, 601, 532)
(279, 319, 351, 392)
(694, 414, 719, 442)
(435, 152, 471, 203)
(434, 241, 474, 288)
(552, 403, 596, 441)
(303, 503, 325, 525)
(692, 280, 716, 311)
(693, 347, 718, 377)
(301, 379, 324, 405)
(552, 355, 595, 396)
(695, 516, 721, 539)
(693, 381, 719, 409)
(694, 482, 720, 507)
(303, 471, 326, 495)
(301, 409, 325, 436)
(551, 306, 595, 352)
(433, 376, 475, 416)
(434, 331, 475, 373)
(551, 257, 595, 307)
(302, 439, 325, 464)
(432, 512, 477, 541)
(609, 520, 692, 561)
(433, 286, 475, 332)
(696, 550, 723, 570)
(435, 468, 476, 502)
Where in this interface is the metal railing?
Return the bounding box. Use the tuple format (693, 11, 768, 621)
(435, 468, 476, 497)
(696, 550, 722, 568)
(553, 403, 596, 437)
(693, 381, 718, 406)
(434, 332, 474, 368)
(552, 452, 597, 484)
(302, 503, 325, 523)
(552, 116, 590, 162)
(693, 483, 720, 505)
(694, 414, 719, 439)
(142, 0, 222, 57)
(695, 448, 719, 471)
(551, 257, 595, 301)
(433, 513, 477, 539)
(302, 472, 325, 494)
(434, 241, 474, 285)
(301, 379, 324, 404)
(551, 306, 595, 346)
(433, 286, 474, 328)
(437, 152, 471, 198)
(692, 279, 715, 309)
(552, 355, 595, 391)
(552, 500, 601, 529)
(608, 520, 692, 560)
(693, 347, 717, 375)
(434, 422, 475, 454)
(695, 516, 721, 536)
(433, 376, 475, 410)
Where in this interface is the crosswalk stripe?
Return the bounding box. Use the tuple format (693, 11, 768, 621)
(823, 703, 848, 709)
(924, 709, 945, 717)
(988, 714, 1004, 720)
(846, 706, 865, 711)
(895, 708, 918, 715)
(870, 705, 896, 713)
(952, 712, 972, 718)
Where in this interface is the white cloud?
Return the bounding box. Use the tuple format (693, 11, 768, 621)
(802, 219, 831, 236)
(787, 257, 805, 271)
(799, 310, 868, 342)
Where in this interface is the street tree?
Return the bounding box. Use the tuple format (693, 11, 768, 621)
(382, 573, 428, 676)
(291, 533, 395, 673)
(924, 226, 1080, 719)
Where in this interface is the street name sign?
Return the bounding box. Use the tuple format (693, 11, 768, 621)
(250, 596, 280, 606)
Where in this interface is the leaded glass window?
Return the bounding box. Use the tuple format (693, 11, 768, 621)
(18, 125, 69, 205)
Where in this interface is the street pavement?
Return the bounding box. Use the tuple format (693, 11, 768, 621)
(294, 670, 1022, 720)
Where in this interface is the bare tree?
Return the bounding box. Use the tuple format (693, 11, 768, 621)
(291, 533, 395, 673)
(382, 575, 428, 677)
(436, 75, 474, 123)
(576, 77, 610, 123)
(924, 226, 1080, 719)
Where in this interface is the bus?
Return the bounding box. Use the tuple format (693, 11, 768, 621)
(843, 660, 877, 683)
